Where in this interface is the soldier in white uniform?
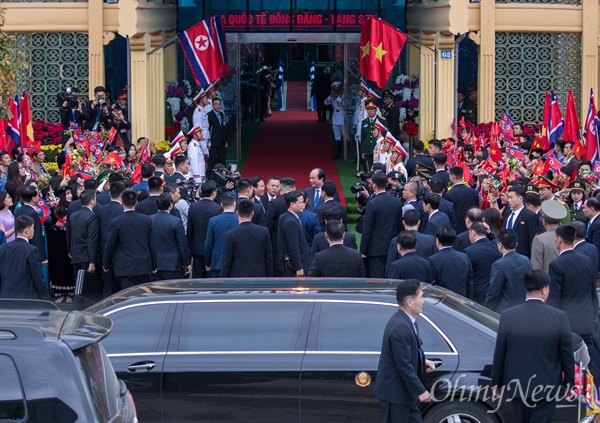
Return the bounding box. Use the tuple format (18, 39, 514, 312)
(324, 81, 345, 159)
(187, 124, 209, 184)
(371, 120, 388, 165)
(387, 137, 408, 182)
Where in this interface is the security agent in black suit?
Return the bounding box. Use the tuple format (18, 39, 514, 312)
(266, 177, 296, 275)
(308, 220, 365, 277)
(207, 98, 227, 173)
(584, 197, 600, 271)
(236, 178, 266, 227)
(150, 193, 190, 280)
(571, 220, 600, 274)
(135, 177, 163, 215)
(0, 216, 49, 300)
(314, 180, 346, 229)
(443, 166, 479, 234)
(548, 224, 598, 348)
(429, 153, 450, 188)
(309, 208, 357, 268)
(388, 231, 433, 282)
(429, 226, 473, 298)
(428, 177, 456, 230)
(453, 206, 485, 252)
(261, 176, 280, 212)
(13, 186, 46, 262)
(66, 178, 103, 222)
(502, 185, 539, 258)
(96, 172, 125, 206)
(221, 199, 273, 278)
(187, 181, 223, 278)
(360, 173, 403, 278)
(97, 182, 125, 298)
(103, 190, 157, 289)
(277, 191, 310, 277)
(68, 189, 100, 279)
(386, 210, 437, 277)
(405, 140, 434, 179)
(422, 194, 452, 238)
(376, 279, 436, 423)
(305, 168, 340, 211)
(401, 181, 428, 233)
(165, 155, 190, 185)
(464, 222, 501, 305)
(492, 270, 576, 423)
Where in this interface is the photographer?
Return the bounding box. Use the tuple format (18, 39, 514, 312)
(58, 87, 85, 143)
(107, 103, 131, 151)
(211, 163, 238, 204)
(83, 86, 111, 131)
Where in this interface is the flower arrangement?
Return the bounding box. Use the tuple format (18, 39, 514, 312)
(552, 172, 568, 190)
(403, 121, 419, 137)
(34, 120, 64, 146)
(505, 156, 521, 170)
(155, 140, 170, 154)
(580, 169, 598, 186)
(390, 74, 419, 134)
(41, 144, 63, 164)
(165, 80, 193, 138)
(487, 178, 504, 196)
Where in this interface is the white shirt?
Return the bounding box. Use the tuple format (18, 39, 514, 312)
(507, 206, 524, 228)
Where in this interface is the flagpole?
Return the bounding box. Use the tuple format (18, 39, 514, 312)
(147, 35, 179, 56)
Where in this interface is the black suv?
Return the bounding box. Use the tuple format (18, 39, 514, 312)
(0, 299, 138, 423)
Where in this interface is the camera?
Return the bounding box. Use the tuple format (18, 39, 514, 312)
(350, 182, 368, 194)
(56, 87, 79, 109)
(211, 167, 240, 186)
(176, 178, 197, 203)
(387, 184, 403, 199)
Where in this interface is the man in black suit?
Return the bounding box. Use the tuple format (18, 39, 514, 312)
(401, 182, 428, 233)
(464, 222, 501, 305)
(314, 180, 346, 229)
(584, 197, 600, 271)
(207, 97, 227, 173)
(423, 194, 451, 238)
(150, 193, 190, 280)
(187, 181, 223, 278)
(485, 229, 531, 312)
(308, 220, 365, 277)
(492, 270, 576, 423)
(430, 153, 450, 188)
(68, 189, 99, 280)
(96, 172, 124, 206)
(97, 182, 125, 297)
(571, 220, 600, 273)
(443, 166, 479, 234)
(376, 279, 435, 422)
(502, 185, 539, 258)
(277, 191, 310, 277)
(165, 155, 190, 185)
(66, 178, 103, 219)
(428, 226, 473, 298)
(103, 190, 157, 289)
(236, 178, 266, 227)
(453, 206, 484, 252)
(0, 216, 49, 300)
(14, 186, 46, 263)
(135, 176, 163, 215)
(309, 208, 357, 268)
(261, 176, 280, 212)
(405, 140, 433, 178)
(221, 199, 273, 277)
(305, 168, 340, 211)
(385, 210, 437, 276)
(266, 177, 295, 275)
(388, 231, 433, 282)
(428, 178, 456, 230)
(548, 224, 598, 351)
(249, 176, 266, 208)
(360, 173, 403, 278)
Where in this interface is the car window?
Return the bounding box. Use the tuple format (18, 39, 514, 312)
(314, 303, 453, 353)
(0, 354, 25, 421)
(179, 302, 310, 352)
(102, 304, 171, 354)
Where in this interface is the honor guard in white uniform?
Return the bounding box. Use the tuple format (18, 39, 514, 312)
(187, 124, 209, 184)
(372, 120, 389, 165)
(387, 137, 408, 182)
(324, 81, 345, 159)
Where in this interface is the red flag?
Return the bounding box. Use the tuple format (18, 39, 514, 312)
(540, 92, 551, 150)
(543, 156, 562, 174)
(549, 91, 564, 147)
(106, 127, 117, 143)
(19, 91, 36, 149)
(6, 97, 20, 151)
(130, 164, 142, 184)
(584, 88, 599, 162)
(103, 152, 123, 167)
(489, 136, 503, 163)
(532, 159, 545, 176)
(359, 16, 407, 88)
(62, 152, 73, 179)
(178, 15, 229, 87)
(563, 89, 580, 143)
(0, 119, 7, 151)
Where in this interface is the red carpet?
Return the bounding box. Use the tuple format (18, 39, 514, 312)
(242, 111, 345, 206)
(285, 81, 310, 110)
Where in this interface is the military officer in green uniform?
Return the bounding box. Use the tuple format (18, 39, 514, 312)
(360, 100, 387, 172)
(537, 176, 571, 225)
(568, 179, 588, 224)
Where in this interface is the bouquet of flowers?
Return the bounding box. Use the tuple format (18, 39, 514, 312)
(390, 74, 419, 133)
(487, 178, 503, 196)
(505, 156, 521, 170)
(580, 169, 598, 186)
(552, 172, 569, 190)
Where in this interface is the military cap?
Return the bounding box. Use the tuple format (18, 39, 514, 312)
(569, 180, 586, 191)
(525, 184, 539, 195)
(331, 81, 342, 88)
(165, 157, 174, 165)
(540, 199, 567, 223)
(536, 176, 558, 190)
(384, 132, 398, 145)
(417, 169, 432, 181)
(187, 124, 201, 136)
(373, 120, 388, 134)
(367, 88, 381, 100)
(365, 100, 378, 109)
(382, 90, 394, 99)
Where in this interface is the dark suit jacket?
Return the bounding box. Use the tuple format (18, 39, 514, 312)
(103, 211, 157, 277)
(314, 200, 347, 228)
(406, 154, 434, 178)
(443, 184, 479, 233)
(548, 250, 598, 336)
(68, 207, 99, 264)
(586, 217, 600, 271)
(204, 211, 239, 270)
(14, 204, 46, 261)
(429, 247, 473, 298)
(452, 230, 471, 252)
(299, 210, 321, 248)
(135, 195, 159, 216)
(464, 238, 502, 304)
(492, 300, 574, 398)
(309, 232, 357, 267)
(485, 251, 531, 312)
(266, 195, 288, 256)
(502, 208, 539, 258)
(388, 252, 433, 282)
(376, 310, 427, 405)
(236, 197, 266, 227)
(165, 171, 187, 185)
(385, 231, 437, 277)
(0, 238, 49, 300)
(360, 192, 402, 257)
(305, 186, 340, 211)
(221, 221, 273, 277)
(437, 197, 456, 230)
(95, 190, 111, 206)
(308, 244, 365, 277)
(574, 240, 600, 275)
(431, 170, 450, 188)
(404, 199, 428, 234)
(150, 210, 190, 272)
(260, 194, 278, 213)
(425, 211, 452, 238)
(207, 109, 227, 147)
(187, 198, 223, 256)
(97, 200, 124, 255)
(277, 211, 310, 272)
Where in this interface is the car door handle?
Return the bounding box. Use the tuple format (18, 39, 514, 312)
(127, 361, 156, 372)
(429, 358, 443, 368)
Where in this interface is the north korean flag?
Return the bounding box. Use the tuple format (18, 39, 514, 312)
(179, 15, 229, 87)
(507, 145, 525, 161)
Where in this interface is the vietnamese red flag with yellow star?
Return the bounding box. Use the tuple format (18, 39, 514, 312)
(359, 16, 408, 89)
